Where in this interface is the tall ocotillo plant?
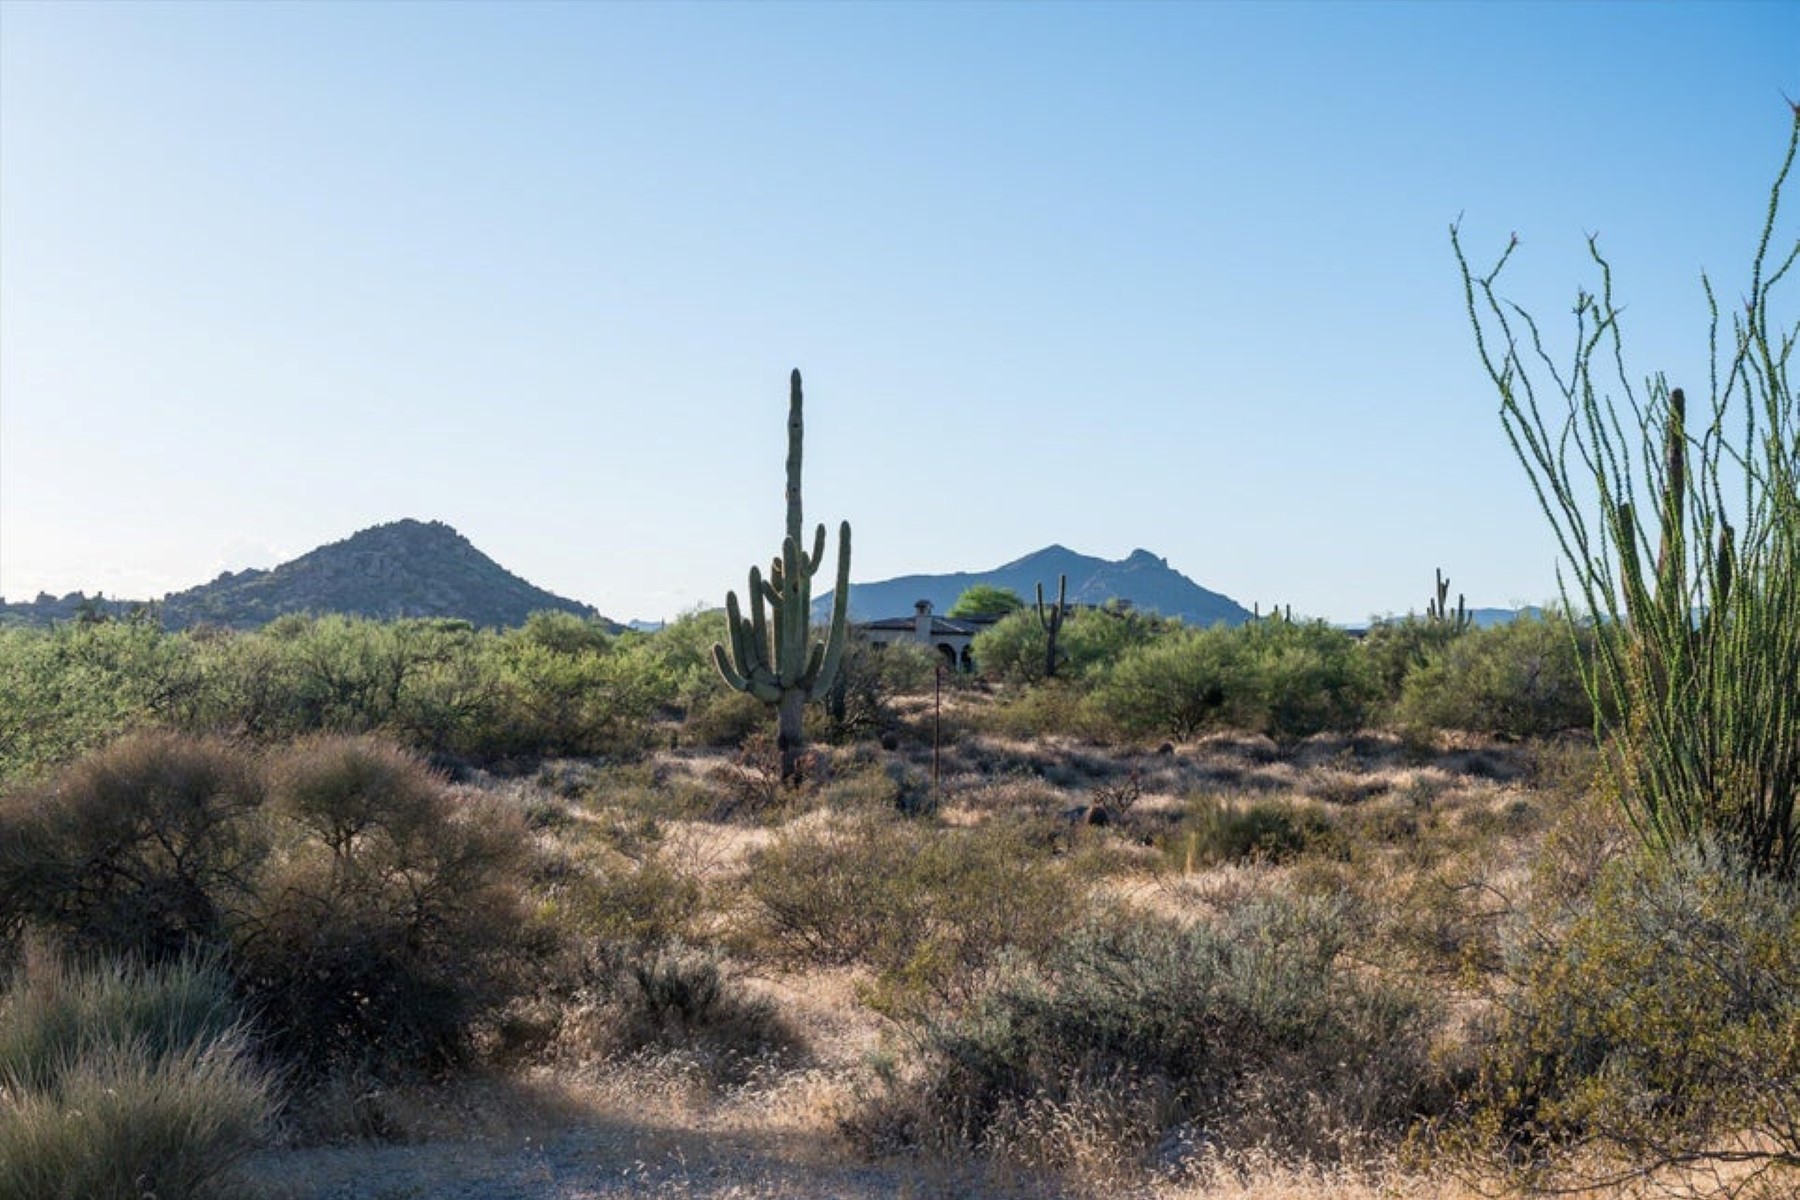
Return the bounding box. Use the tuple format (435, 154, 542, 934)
(711, 370, 852, 782)
(1036, 574, 1067, 679)
(1453, 105, 1800, 879)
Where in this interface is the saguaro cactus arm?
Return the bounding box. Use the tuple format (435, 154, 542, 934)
(1036, 574, 1068, 631)
(1036, 573, 1068, 678)
(809, 521, 853, 700)
(713, 583, 782, 702)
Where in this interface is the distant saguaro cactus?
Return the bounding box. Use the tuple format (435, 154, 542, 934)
(711, 370, 852, 783)
(1426, 568, 1471, 632)
(1036, 574, 1067, 679)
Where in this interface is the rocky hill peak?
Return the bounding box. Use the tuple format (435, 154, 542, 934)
(151, 519, 607, 630)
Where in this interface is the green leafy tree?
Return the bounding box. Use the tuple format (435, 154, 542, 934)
(1359, 616, 1464, 705)
(1061, 602, 1171, 677)
(974, 602, 1169, 686)
(1396, 613, 1599, 738)
(1095, 625, 1249, 738)
(1239, 618, 1378, 741)
(646, 608, 733, 706)
(1097, 619, 1374, 741)
(517, 610, 614, 657)
(947, 584, 1023, 618)
(0, 622, 199, 784)
(484, 631, 663, 757)
(969, 609, 1047, 684)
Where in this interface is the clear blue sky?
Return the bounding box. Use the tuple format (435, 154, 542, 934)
(3, 0, 1795, 623)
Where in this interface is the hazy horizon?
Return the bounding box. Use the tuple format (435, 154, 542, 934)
(4, 1, 1796, 624)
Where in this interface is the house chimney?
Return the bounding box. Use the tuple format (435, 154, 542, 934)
(914, 599, 932, 643)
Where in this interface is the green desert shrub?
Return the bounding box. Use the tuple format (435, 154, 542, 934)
(182, 623, 316, 740)
(1171, 795, 1331, 867)
(471, 633, 666, 758)
(867, 638, 940, 694)
(979, 679, 1117, 741)
(863, 895, 1441, 1166)
(1358, 615, 1466, 705)
(973, 603, 1168, 685)
(1236, 618, 1379, 741)
(0, 951, 273, 1200)
(1395, 614, 1596, 738)
(638, 608, 734, 708)
(2, 732, 548, 1084)
(384, 629, 503, 755)
(1094, 626, 1247, 739)
(822, 637, 938, 740)
(0, 619, 199, 784)
(740, 812, 1083, 1012)
(242, 735, 536, 1077)
(0, 731, 265, 965)
(174, 614, 675, 763)
(680, 686, 769, 748)
(516, 609, 615, 657)
(1097, 619, 1375, 742)
(267, 615, 428, 734)
(1463, 843, 1800, 1192)
(185, 615, 496, 750)
(1056, 603, 1176, 678)
(968, 608, 1046, 684)
(0, 611, 696, 773)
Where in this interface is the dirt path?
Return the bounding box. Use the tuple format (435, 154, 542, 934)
(250, 1119, 1045, 1200)
(246, 1057, 1059, 1200)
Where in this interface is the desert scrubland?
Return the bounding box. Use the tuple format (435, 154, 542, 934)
(1, 601, 1794, 1200)
(3, 96, 1796, 1200)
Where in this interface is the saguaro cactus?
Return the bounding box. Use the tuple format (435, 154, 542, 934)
(1426, 568, 1471, 632)
(1036, 574, 1067, 679)
(711, 369, 852, 782)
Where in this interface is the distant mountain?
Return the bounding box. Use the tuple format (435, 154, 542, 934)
(1353, 606, 1547, 633)
(0, 519, 612, 631)
(813, 545, 1253, 628)
(160, 520, 612, 630)
(0, 591, 141, 628)
(1468, 605, 1545, 629)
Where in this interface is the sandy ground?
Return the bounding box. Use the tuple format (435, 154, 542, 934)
(248, 1104, 1453, 1200)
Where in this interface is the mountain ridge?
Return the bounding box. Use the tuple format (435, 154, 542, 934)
(0, 519, 611, 631)
(813, 545, 1254, 627)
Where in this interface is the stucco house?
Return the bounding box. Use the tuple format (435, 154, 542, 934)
(857, 600, 1006, 671)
